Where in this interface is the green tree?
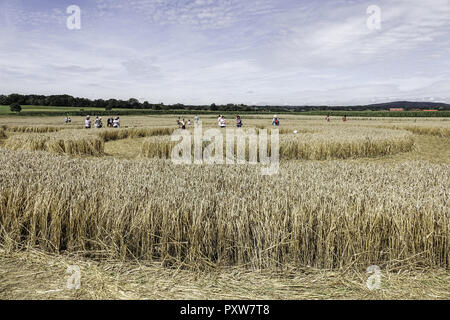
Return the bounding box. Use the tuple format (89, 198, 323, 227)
(128, 98, 140, 109)
(10, 102, 22, 113)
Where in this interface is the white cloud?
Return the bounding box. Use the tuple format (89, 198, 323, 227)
(0, 0, 450, 105)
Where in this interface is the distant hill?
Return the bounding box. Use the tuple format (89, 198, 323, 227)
(284, 101, 450, 112)
(365, 101, 450, 110)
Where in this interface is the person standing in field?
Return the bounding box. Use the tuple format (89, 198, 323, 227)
(236, 115, 243, 128)
(113, 117, 120, 128)
(343, 115, 347, 122)
(194, 115, 199, 125)
(187, 119, 191, 126)
(218, 115, 222, 127)
(272, 115, 279, 126)
(85, 116, 91, 129)
(219, 116, 226, 128)
(326, 115, 331, 122)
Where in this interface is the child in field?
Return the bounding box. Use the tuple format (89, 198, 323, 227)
(85, 116, 91, 129)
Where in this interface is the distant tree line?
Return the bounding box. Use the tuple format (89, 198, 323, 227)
(1, 93, 449, 112)
(0, 94, 263, 112)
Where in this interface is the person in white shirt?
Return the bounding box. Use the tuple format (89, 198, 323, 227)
(113, 117, 120, 128)
(219, 116, 226, 128)
(85, 116, 91, 129)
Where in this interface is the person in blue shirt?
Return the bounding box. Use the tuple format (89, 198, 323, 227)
(236, 115, 243, 128)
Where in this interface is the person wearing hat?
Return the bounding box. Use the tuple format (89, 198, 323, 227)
(272, 115, 279, 126)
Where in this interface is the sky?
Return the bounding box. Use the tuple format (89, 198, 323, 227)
(0, 0, 449, 106)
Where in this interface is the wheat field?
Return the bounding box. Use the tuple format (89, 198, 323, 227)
(3, 130, 104, 156)
(140, 126, 414, 160)
(0, 115, 449, 299)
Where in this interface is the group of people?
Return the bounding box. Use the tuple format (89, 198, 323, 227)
(176, 115, 201, 129)
(106, 116, 121, 128)
(217, 115, 227, 128)
(326, 115, 348, 122)
(216, 115, 244, 128)
(177, 118, 192, 130)
(84, 116, 120, 129)
(74, 113, 350, 131)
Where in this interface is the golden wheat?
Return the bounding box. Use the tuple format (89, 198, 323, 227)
(0, 128, 7, 140)
(0, 148, 448, 270)
(97, 127, 176, 142)
(141, 127, 414, 160)
(3, 130, 104, 156)
(386, 125, 450, 138)
(279, 128, 414, 160)
(3, 125, 63, 133)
